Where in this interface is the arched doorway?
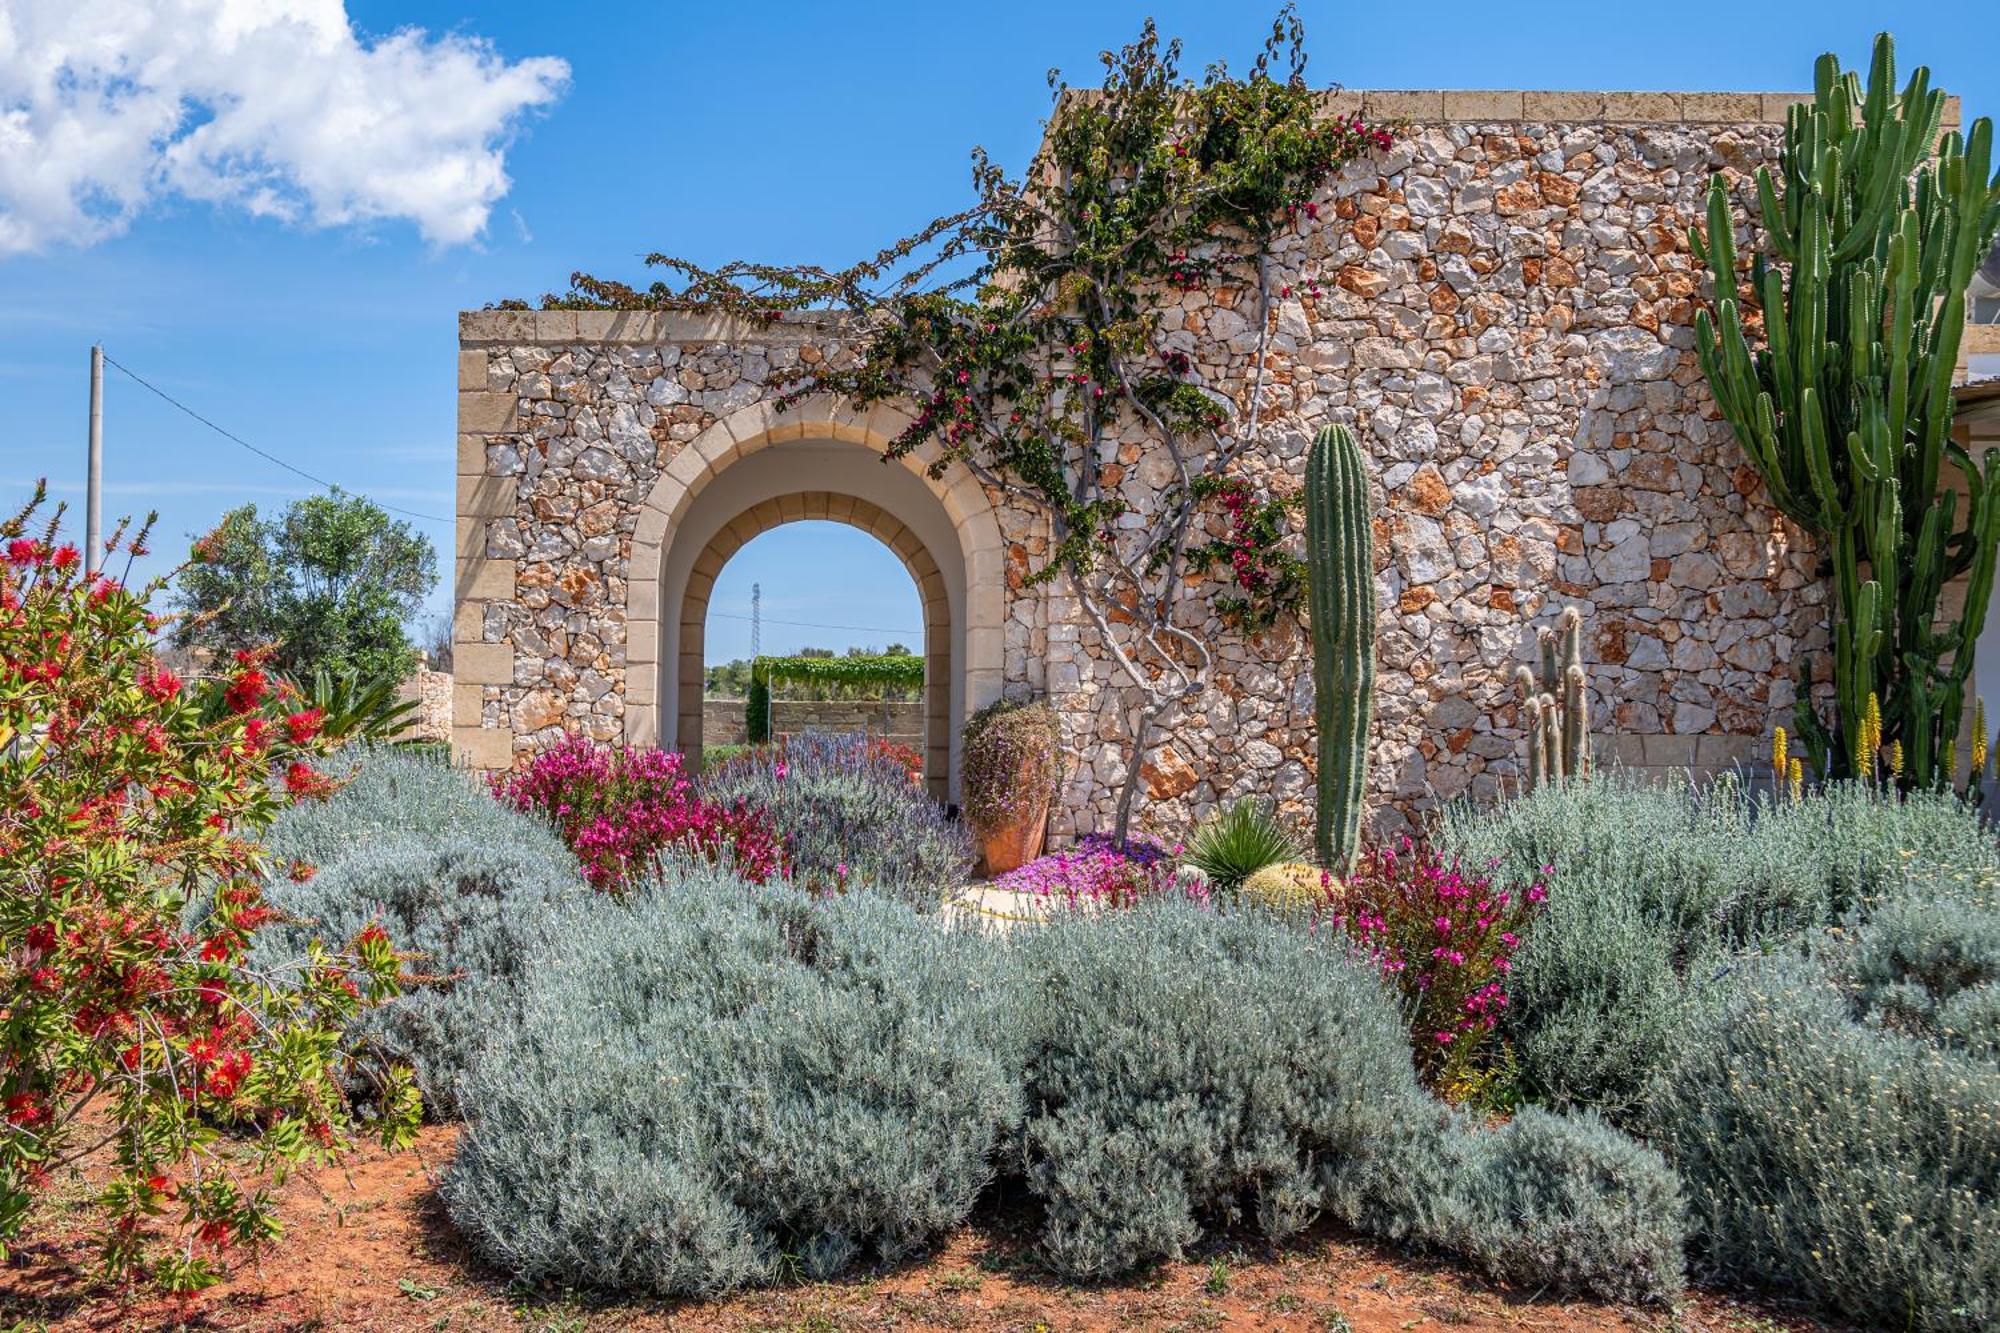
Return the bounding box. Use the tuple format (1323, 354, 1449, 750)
(624, 397, 1007, 802)
(682, 495, 950, 796)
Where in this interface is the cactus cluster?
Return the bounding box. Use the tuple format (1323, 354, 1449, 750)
(1692, 33, 2000, 787)
(1516, 606, 1591, 791)
(1239, 861, 1336, 914)
(1305, 424, 1376, 874)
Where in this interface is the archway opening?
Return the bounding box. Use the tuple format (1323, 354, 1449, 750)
(700, 522, 930, 773)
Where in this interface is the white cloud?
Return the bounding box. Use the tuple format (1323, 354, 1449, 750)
(0, 0, 567, 254)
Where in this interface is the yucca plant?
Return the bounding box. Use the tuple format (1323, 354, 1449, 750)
(1182, 798, 1303, 894)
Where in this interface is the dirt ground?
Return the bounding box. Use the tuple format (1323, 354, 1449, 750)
(1, 1126, 1837, 1333)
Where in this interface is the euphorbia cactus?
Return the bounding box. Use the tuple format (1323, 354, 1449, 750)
(1516, 606, 1591, 790)
(1691, 32, 2000, 786)
(1305, 424, 1375, 873)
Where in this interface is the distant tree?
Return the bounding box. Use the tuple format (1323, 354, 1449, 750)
(175, 491, 437, 681)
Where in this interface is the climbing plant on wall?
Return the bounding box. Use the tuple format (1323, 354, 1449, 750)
(1692, 32, 2000, 786)
(521, 10, 1392, 837)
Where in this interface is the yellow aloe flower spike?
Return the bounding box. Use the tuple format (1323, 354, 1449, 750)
(1788, 757, 1804, 802)
(1772, 726, 1788, 776)
(1976, 700, 1990, 776)
(1890, 739, 1905, 780)
(1942, 737, 1957, 786)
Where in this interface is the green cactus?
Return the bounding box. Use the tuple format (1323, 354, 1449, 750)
(1306, 424, 1375, 873)
(1516, 606, 1591, 791)
(1691, 32, 2000, 786)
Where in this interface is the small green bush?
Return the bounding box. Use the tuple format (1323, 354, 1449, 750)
(253, 747, 591, 1114)
(1648, 957, 2000, 1331)
(1012, 900, 1684, 1301)
(1182, 798, 1303, 894)
(443, 870, 1020, 1297)
(1435, 773, 1996, 1113)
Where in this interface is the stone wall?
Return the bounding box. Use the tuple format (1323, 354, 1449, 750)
(702, 698, 926, 747)
(456, 89, 1962, 839)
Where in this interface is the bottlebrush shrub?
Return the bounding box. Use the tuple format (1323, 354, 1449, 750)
(251, 749, 591, 1115)
(960, 699, 1060, 837)
(0, 492, 416, 1290)
(1648, 956, 1999, 1331)
(992, 832, 1202, 909)
(1435, 772, 1997, 1115)
(701, 731, 970, 910)
(1333, 839, 1545, 1091)
(491, 732, 780, 889)
(443, 869, 1021, 1296)
(1013, 900, 1682, 1301)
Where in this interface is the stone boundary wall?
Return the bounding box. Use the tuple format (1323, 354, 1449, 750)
(454, 87, 1958, 835)
(702, 698, 926, 747)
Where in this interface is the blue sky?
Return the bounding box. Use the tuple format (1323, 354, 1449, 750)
(1, 0, 1991, 664)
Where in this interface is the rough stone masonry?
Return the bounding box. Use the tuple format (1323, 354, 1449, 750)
(454, 89, 1962, 841)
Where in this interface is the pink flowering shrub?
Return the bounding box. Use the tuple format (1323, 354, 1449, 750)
(995, 834, 1207, 910)
(1331, 838, 1547, 1090)
(491, 734, 780, 889)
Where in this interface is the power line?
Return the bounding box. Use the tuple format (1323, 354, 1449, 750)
(709, 609, 921, 638)
(99, 352, 452, 525)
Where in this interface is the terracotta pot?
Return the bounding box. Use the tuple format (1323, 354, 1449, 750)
(976, 795, 1049, 877)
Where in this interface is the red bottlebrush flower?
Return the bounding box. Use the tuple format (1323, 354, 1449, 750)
(242, 717, 272, 753)
(4, 1092, 49, 1127)
(25, 921, 57, 953)
(50, 544, 79, 571)
(199, 937, 231, 963)
(136, 662, 181, 702)
(29, 966, 62, 993)
(224, 668, 269, 714)
(284, 708, 324, 745)
(354, 923, 391, 950)
(185, 1035, 219, 1067)
(4, 537, 38, 564)
(283, 761, 334, 800)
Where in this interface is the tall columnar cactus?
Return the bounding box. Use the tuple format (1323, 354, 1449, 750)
(1692, 33, 2000, 786)
(1516, 606, 1591, 791)
(1306, 424, 1375, 873)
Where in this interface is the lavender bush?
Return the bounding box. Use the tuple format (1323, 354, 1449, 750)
(702, 731, 971, 910)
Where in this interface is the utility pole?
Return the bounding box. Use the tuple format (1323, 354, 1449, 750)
(750, 582, 762, 660)
(85, 344, 103, 575)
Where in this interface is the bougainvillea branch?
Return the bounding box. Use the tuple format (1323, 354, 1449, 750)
(521, 10, 1392, 837)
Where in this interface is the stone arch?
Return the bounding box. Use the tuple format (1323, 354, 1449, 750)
(679, 493, 950, 796)
(626, 395, 1007, 801)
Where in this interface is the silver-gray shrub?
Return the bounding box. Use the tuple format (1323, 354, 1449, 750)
(700, 731, 971, 909)
(1435, 773, 1996, 1113)
(252, 746, 592, 1113)
(1848, 864, 2000, 1054)
(1011, 900, 1684, 1302)
(1647, 955, 2000, 1331)
(442, 869, 1020, 1297)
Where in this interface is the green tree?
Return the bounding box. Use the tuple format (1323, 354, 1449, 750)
(175, 491, 438, 680)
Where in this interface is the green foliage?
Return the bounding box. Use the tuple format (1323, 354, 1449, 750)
(1435, 772, 1997, 1114)
(1012, 900, 1683, 1302)
(1691, 33, 2000, 783)
(174, 491, 437, 681)
(442, 871, 1021, 1297)
(751, 652, 924, 693)
(1182, 798, 1303, 894)
(287, 664, 420, 745)
(1304, 424, 1375, 871)
(745, 673, 770, 744)
(960, 698, 1061, 836)
(1648, 954, 1999, 1330)
(253, 747, 591, 1114)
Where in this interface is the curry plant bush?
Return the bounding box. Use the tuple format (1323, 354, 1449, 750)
(1011, 900, 1683, 1301)
(251, 748, 591, 1115)
(1436, 771, 1996, 1112)
(0, 490, 416, 1290)
(1649, 952, 1999, 1331)
(701, 731, 970, 908)
(443, 870, 1020, 1296)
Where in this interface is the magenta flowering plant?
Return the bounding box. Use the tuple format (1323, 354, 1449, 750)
(995, 833, 1206, 910)
(491, 733, 781, 889)
(1328, 838, 1547, 1091)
